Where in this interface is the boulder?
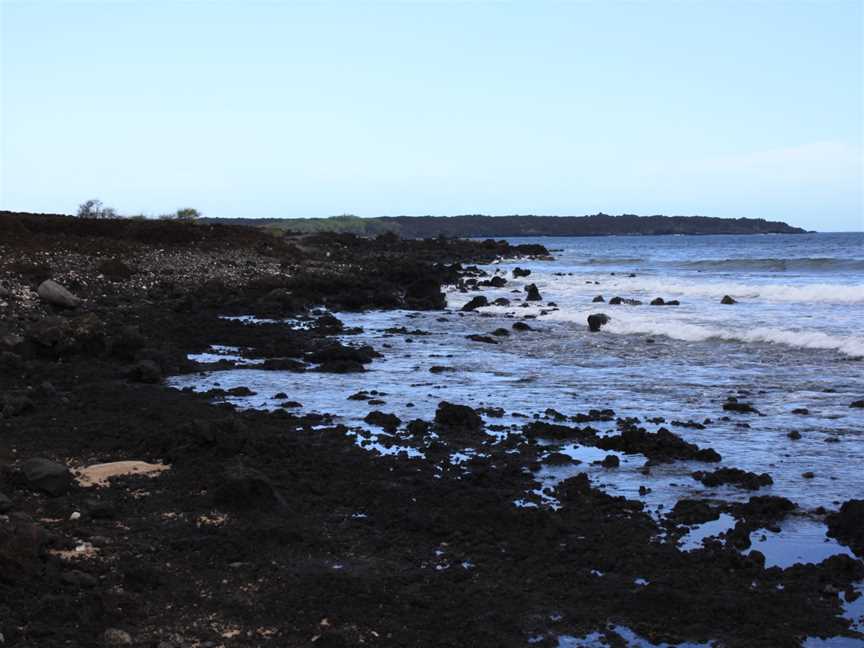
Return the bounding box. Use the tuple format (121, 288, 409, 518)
(721, 295, 737, 305)
(492, 297, 511, 306)
(512, 322, 533, 332)
(850, 400, 864, 408)
(21, 458, 72, 496)
(37, 279, 81, 308)
(513, 267, 531, 278)
(364, 411, 401, 432)
(609, 296, 642, 306)
(650, 298, 665, 306)
(587, 313, 610, 332)
(592, 295, 605, 303)
(488, 276, 507, 288)
(524, 284, 542, 301)
(434, 402, 483, 434)
(826, 499, 864, 555)
(405, 278, 446, 310)
(461, 296, 489, 312)
(601, 454, 620, 468)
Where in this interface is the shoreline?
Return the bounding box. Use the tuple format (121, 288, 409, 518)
(1, 214, 862, 647)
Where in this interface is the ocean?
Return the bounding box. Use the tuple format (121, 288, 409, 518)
(169, 232, 864, 630)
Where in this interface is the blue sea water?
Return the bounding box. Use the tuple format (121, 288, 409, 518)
(169, 232, 864, 644)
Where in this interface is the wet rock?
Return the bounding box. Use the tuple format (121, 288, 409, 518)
(543, 452, 575, 465)
(466, 334, 498, 344)
(461, 296, 489, 312)
(849, 400, 864, 408)
(802, 471, 815, 479)
(488, 276, 507, 288)
(587, 313, 610, 332)
(512, 322, 533, 332)
(37, 279, 82, 308)
(260, 358, 306, 372)
(492, 297, 511, 306)
(491, 328, 510, 337)
(364, 411, 401, 432)
(608, 296, 641, 305)
(316, 359, 366, 373)
(791, 407, 809, 415)
(513, 267, 531, 278)
(600, 454, 620, 468)
(226, 386, 255, 396)
(429, 365, 455, 373)
(826, 500, 864, 556)
(308, 344, 379, 365)
(21, 458, 72, 496)
(405, 277, 446, 310)
(669, 499, 720, 525)
(691, 468, 773, 490)
(523, 421, 595, 441)
(723, 397, 758, 414)
(592, 295, 605, 303)
(598, 425, 721, 463)
(721, 295, 737, 305)
(127, 359, 162, 384)
(787, 430, 802, 440)
(213, 462, 284, 510)
(650, 298, 665, 306)
(524, 284, 542, 301)
(103, 628, 133, 646)
(434, 402, 482, 434)
(406, 419, 430, 436)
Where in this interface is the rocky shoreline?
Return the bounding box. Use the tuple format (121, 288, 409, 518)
(0, 212, 861, 647)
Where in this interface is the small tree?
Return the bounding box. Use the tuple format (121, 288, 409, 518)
(77, 199, 102, 218)
(77, 198, 119, 219)
(175, 207, 201, 221)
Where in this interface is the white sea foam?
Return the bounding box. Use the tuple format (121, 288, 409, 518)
(542, 309, 864, 357)
(553, 275, 864, 304)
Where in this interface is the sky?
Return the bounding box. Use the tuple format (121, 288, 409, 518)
(1, 1, 862, 231)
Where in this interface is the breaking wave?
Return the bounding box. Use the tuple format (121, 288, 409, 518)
(609, 320, 864, 357)
(678, 257, 864, 273)
(568, 276, 864, 304)
(584, 257, 646, 265)
(544, 308, 864, 357)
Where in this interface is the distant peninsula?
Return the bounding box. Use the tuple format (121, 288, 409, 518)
(206, 213, 807, 238)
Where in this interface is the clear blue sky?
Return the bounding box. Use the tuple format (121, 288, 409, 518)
(1, 1, 862, 230)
